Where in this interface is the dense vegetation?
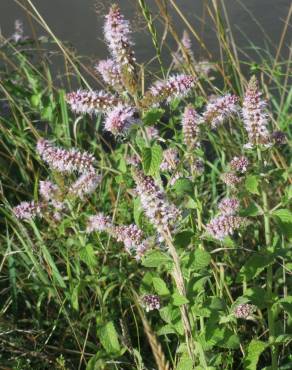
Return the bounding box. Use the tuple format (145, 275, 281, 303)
(0, 2, 291, 369)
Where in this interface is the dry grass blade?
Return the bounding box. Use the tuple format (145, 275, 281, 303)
(132, 291, 171, 370)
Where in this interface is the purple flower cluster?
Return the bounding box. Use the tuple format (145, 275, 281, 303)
(173, 30, 194, 66)
(242, 76, 270, 146)
(13, 201, 42, 220)
(36, 139, 95, 174)
(69, 171, 102, 199)
(104, 4, 136, 73)
(133, 169, 181, 240)
(191, 159, 204, 175)
(149, 74, 196, 104)
(95, 59, 122, 89)
(206, 215, 244, 240)
(203, 94, 239, 128)
(142, 294, 161, 312)
(145, 126, 160, 140)
(66, 90, 120, 115)
(221, 172, 242, 186)
(104, 105, 140, 136)
(182, 105, 201, 149)
(230, 156, 249, 173)
(218, 198, 240, 215)
(86, 213, 113, 233)
(114, 224, 150, 260)
(207, 194, 245, 240)
(160, 148, 179, 172)
(86, 212, 149, 260)
(234, 303, 256, 319)
(39, 180, 59, 201)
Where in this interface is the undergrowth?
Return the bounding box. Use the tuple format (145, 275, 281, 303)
(0, 1, 291, 369)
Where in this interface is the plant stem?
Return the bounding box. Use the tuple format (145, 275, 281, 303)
(258, 147, 277, 369)
(163, 229, 195, 362)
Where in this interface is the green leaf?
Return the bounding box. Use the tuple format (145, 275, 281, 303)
(272, 208, 292, 223)
(172, 292, 189, 306)
(133, 198, 143, 228)
(96, 321, 121, 354)
(189, 249, 211, 271)
(239, 202, 261, 217)
(274, 296, 292, 317)
(157, 324, 176, 336)
(174, 230, 194, 248)
(244, 287, 268, 309)
(238, 253, 274, 282)
(172, 178, 193, 196)
(243, 340, 268, 370)
(80, 244, 97, 268)
(143, 108, 164, 125)
(245, 175, 260, 195)
(142, 144, 163, 176)
(152, 277, 170, 296)
(142, 250, 172, 268)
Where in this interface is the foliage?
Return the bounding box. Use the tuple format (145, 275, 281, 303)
(0, 3, 291, 370)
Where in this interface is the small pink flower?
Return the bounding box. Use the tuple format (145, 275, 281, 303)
(142, 294, 161, 312)
(203, 94, 239, 128)
(104, 5, 136, 73)
(221, 172, 242, 186)
(37, 139, 95, 174)
(104, 105, 140, 136)
(66, 89, 120, 115)
(145, 126, 160, 140)
(133, 169, 181, 239)
(86, 213, 113, 233)
(182, 105, 202, 149)
(234, 303, 256, 319)
(242, 76, 270, 146)
(95, 59, 122, 88)
(39, 180, 59, 201)
(218, 198, 240, 215)
(230, 156, 249, 173)
(149, 74, 196, 104)
(160, 148, 179, 172)
(69, 171, 102, 199)
(206, 215, 245, 240)
(13, 201, 42, 220)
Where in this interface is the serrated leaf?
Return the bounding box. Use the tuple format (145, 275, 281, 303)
(142, 250, 172, 268)
(272, 208, 292, 223)
(243, 340, 268, 370)
(172, 178, 193, 195)
(174, 230, 194, 248)
(80, 244, 97, 268)
(157, 324, 176, 336)
(240, 202, 261, 217)
(189, 249, 211, 271)
(172, 292, 189, 306)
(245, 175, 260, 195)
(238, 253, 274, 282)
(96, 321, 121, 354)
(244, 287, 267, 309)
(152, 277, 170, 296)
(143, 108, 164, 125)
(133, 198, 143, 228)
(142, 145, 162, 176)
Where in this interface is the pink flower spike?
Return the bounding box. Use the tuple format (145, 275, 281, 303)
(104, 105, 140, 136)
(66, 89, 120, 115)
(95, 59, 122, 88)
(36, 139, 95, 174)
(13, 201, 42, 220)
(203, 94, 239, 128)
(242, 76, 270, 146)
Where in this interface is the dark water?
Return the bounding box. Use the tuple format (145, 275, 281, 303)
(1, 0, 291, 64)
